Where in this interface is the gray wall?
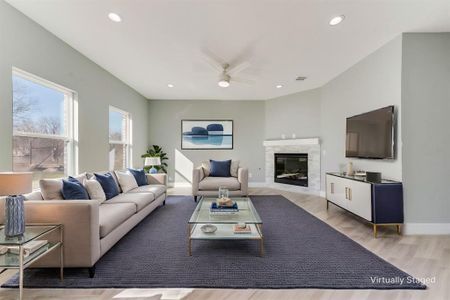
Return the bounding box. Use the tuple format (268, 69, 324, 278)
(265, 88, 321, 140)
(0, 1, 148, 173)
(401, 33, 450, 223)
(148, 100, 266, 184)
(320, 36, 403, 190)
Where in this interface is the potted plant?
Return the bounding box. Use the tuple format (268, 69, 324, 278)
(141, 145, 168, 173)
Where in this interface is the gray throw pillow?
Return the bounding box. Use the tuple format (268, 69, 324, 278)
(201, 161, 211, 177)
(230, 160, 240, 177)
(39, 179, 63, 200)
(84, 179, 106, 203)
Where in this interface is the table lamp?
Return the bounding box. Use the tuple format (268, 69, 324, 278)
(144, 157, 161, 174)
(0, 172, 32, 237)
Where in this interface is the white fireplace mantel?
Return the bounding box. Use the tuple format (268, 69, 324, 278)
(263, 137, 320, 147)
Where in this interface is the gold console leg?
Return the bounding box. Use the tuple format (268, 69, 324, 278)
(326, 200, 329, 210)
(396, 224, 401, 235)
(373, 224, 378, 238)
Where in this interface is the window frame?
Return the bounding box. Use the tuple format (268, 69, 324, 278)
(109, 106, 132, 169)
(11, 67, 78, 177)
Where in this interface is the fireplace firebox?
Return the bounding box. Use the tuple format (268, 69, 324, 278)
(274, 153, 308, 187)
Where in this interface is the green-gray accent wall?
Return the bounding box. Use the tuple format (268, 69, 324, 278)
(0, 1, 149, 173)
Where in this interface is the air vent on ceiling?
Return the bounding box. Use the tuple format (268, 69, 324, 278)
(296, 76, 307, 81)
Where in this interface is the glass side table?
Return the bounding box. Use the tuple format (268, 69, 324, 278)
(0, 224, 64, 300)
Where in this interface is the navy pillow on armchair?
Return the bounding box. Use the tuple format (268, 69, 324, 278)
(61, 176, 89, 200)
(94, 172, 119, 200)
(128, 168, 148, 186)
(209, 159, 232, 177)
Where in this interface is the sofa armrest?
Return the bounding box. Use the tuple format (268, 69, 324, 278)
(0, 198, 100, 268)
(146, 173, 167, 186)
(238, 167, 249, 196)
(192, 167, 204, 196)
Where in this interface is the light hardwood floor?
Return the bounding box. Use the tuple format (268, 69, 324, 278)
(0, 187, 448, 300)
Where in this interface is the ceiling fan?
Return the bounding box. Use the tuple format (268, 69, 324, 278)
(201, 49, 254, 88)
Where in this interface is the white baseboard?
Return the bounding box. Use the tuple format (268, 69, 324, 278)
(319, 191, 326, 198)
(248, 182, 267, 188)
(403, 223, 450, 235)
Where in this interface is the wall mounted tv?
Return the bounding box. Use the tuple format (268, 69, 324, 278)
(346, 106, 395, 159)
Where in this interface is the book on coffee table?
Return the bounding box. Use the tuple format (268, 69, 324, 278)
(233, 224, 252, 234)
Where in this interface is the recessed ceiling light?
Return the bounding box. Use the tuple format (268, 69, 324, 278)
(108, 12, 122, 22)
(329, 15, 345, 26)
(276, 85, 283, 89)
(167, 84, 174, 88)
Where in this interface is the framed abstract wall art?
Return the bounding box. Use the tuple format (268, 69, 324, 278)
(181, 120, 233, 150)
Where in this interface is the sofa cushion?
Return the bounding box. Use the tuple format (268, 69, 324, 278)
(128, 168, 148, 186)
(61, 177, 89, 200)
(104, 192, 155, 212)
(209, 160, 231, 177)
(84, 179, 106, 203)
(99, 203, 136, 238)
(201, 161, 210, 177)
(115, 171, 138, 193)
(95, 172, 120, 200)
(39, 179, 63, 200)
(128, 184, 166, 198)
(199, 177, 240, 191)
(230, 160, 240, 177)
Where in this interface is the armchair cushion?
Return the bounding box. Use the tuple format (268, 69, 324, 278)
(199, 177, 240, 191)
(209, 159, 231, 177)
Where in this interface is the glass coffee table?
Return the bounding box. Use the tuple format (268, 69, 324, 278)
(188, 196, 263, 256)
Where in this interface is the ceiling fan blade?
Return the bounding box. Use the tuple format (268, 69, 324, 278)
(227, 61, 251, 76)
(201, 48, 226, 73)
(232, 77, 255, 85)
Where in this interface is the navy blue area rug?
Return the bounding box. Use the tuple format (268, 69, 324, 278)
(3, 195, 425, 289)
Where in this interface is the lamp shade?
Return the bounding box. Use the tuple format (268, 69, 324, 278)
(144, 157, 161, 166)
(0, 172, 33, 196)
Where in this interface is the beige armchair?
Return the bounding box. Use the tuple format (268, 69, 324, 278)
(192, 165, 248, 202)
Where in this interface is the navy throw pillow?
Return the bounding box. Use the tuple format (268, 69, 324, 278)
(128, 168, 148, 186)
(209, 159, 231, 177)
(94, 172, 119, 200)
(62, 177, 89, 200)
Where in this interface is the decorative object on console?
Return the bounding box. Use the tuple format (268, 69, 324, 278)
(346, 161, 354, 176)
(141, 145, 168, 173)
(181, 120, 233, 150)
(366, 171, 382, 183)
(0, 172, 32, 237)
(145, 157, 161, 174)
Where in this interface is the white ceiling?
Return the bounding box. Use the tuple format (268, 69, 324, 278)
(6, 0, 450, 100)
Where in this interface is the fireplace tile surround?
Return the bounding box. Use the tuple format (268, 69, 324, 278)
(264, 138, 321, 194)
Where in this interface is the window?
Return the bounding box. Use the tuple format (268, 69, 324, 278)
(12, 68, 76, 187)
(109, 106, 131, 170)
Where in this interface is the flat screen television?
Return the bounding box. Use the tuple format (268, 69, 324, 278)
(346, 106, 395, 159)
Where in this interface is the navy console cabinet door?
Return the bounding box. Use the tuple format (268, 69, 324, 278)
(372, 184, 404, 224)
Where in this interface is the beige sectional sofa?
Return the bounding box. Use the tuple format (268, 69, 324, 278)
(0, 172, 167, 277)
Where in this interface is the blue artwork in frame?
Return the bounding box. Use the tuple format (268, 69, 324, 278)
(181, 120, 233, 150)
